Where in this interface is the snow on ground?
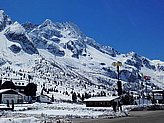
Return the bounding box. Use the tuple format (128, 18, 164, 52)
(1, 102, 163, 123)
(0, 102, 133, 123)
(15, 102, 115, 118)
(0, 117, 39, 123)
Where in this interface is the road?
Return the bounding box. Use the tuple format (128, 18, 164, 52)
(72, 110, 164, 123)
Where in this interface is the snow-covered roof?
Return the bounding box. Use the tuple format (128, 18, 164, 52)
(0, 89, 25, 96)
(152, 90, 164, 92)
(0, 89, 11, 94)
(84, 96, 119, 102)
(37, 94, 51, 98)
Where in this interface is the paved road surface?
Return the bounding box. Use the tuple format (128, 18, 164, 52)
(72, 110, 164, 123)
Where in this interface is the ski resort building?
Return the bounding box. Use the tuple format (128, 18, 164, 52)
(0, 79, 37, 103)
(84, 96, 119, 107)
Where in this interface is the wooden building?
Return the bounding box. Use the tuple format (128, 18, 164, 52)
(84, 96, 119, 107)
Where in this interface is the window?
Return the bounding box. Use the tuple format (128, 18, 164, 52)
(89, 102, 93, 105)
(99, 102, 103, 105)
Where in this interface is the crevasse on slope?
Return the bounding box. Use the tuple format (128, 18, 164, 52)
(0, 10, 164, 97)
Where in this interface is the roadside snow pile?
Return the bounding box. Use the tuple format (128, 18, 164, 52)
(12, 102, 131, 119)
(0, 117, 39, 123)
(14, 102, 114, 118)
(0, 111, 73, 123)
(0, 117, 72, 123)
(131, 104, 164, 111)
(0, 103, 134, 123)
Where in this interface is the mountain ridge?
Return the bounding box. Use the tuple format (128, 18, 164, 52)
(0, 10, 163, 99)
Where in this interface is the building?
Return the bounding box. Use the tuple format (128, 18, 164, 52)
(0, 89, 25, 104)
(0, 79, 37, 103)
(37, 95, 52, 103)
(84, 96, 119, 107)
(152, 90, 164, 104)
(0, 79, 37, 96)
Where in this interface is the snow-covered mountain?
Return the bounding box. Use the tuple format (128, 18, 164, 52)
(0, 10, 164, 100)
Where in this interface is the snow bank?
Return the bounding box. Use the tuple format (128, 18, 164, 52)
(12, 102, 131, 119)
(0, 117, 39, 123)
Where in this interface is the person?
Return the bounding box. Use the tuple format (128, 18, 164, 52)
(11, 100, 14, 110)
(112, 100, 117, 112)
(118, 100, 122, 112)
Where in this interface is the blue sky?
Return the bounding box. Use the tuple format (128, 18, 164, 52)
(1, 0, 164, 61)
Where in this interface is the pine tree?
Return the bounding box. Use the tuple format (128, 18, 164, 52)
(72, 92, 77, 103)
(51, 95, 54, 102)
(81, 94, 85, 101)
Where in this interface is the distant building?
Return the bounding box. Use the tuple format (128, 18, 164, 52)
(84, 96, 119, 107)
(152, 90, 164, 104)
(0, 79, 37, 103)
(37, 95, 52, 103)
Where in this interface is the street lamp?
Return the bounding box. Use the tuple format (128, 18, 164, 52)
(112, 61, 122, 96)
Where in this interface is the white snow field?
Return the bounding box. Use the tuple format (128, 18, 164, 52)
(0, 102, 133, 123)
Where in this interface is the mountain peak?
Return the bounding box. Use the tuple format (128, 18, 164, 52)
(0, 10, 12, 31)
(5, 21, 25, 34)
(39, 19, 56, 29)
(0, 9, 4, 14)
(44, 19, 53, 24)
(43, 19, 54, 26)
(127, 51, 139, 58)
(62, 21, 85, 37)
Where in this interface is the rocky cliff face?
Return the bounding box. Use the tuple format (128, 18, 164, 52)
(4, 22, 38, 54)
